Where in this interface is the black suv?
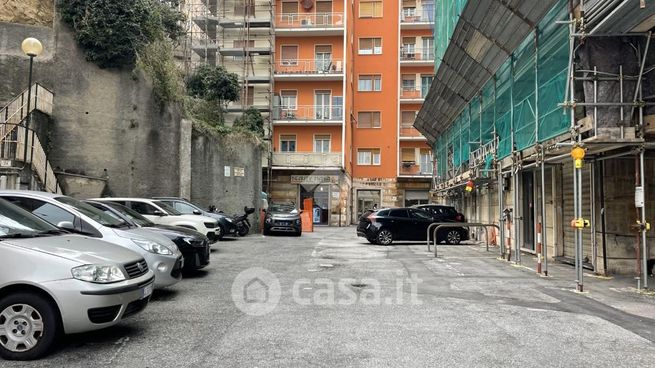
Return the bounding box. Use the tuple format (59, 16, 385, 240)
(357, 206, 469, 246)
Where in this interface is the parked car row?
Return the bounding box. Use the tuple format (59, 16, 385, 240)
(357, 204, 469, 246)
(0, 191, 243, 360)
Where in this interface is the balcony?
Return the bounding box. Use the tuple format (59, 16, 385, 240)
(399, 88, 426, 104)
(276, 12, 345, 36)
(274, 59, 344, 81)
(399, 162, 433, 178)
(272, 152, 342, 169)
(272, 105, 344, 125)
(400, 47, 435, 66)
(399, 126, 428, 141)
(400, 14, 435, 30)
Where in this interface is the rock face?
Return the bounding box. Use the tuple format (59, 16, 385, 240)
(0, 0, 54, 27)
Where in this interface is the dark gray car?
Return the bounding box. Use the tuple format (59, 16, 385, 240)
(263, 203, 302, 236)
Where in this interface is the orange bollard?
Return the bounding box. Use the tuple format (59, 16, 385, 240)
(301, 198, 314, 232)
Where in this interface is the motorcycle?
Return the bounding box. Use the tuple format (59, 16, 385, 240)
(232, 206, 256, 237)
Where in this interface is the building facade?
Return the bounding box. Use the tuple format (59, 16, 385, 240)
(266, 0, 435, 226)
(416, 0, 655, 280)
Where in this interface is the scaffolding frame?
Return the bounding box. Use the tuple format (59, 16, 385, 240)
(431, 2, 654, 290)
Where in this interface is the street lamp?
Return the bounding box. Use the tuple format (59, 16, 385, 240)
(21, 37, 43, 164)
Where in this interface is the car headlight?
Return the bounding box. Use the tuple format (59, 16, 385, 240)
(265, 217, 272, 224)
(71, 265, 126, 283)
(225, 217, 234, 223)
(182, 237, 195, 245)
(295, 219, 301, 225)
(132, 238, 173, 255)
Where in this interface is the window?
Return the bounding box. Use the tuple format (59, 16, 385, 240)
(315, 90, 331, 119)
(280, 45, 298, 65)
(280, 135, 296, 152)
(33, 202, 76, 225)
(402, 1, 417, 19)
(315, 45, 332, 72)
(359, 38, 382, 55)
(388, 209, 409, 218)
(402, 37, 416, 59)
(421, 75, 434, 97)
(281, 0, 297, 14)
(422, 37, 434, 59)
(401, 148, 415, 163)
(420, 149, 433, 174)
(314, 135, 331, 153)
(359, 1, 382, 18)
(401, 111, 416, 127)
(242, 86, 254, 106)
(358, 75, 382, 91)
(130, 201, 160, 216)
(357, 149, 381, 165)
(410, 208, 432, 220)
(357, 111, 381, 128)
(316, 0, 333, 25)
(280, 90, 297, 109)
(402, 74, 416, 91)
(234, 2, 255, 16)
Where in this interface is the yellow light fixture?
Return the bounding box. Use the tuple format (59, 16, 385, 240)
(21, 37, 43, 57)
(571, 146, 585, 160)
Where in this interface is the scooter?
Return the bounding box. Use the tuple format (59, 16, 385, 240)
(232, 206, 256, 237)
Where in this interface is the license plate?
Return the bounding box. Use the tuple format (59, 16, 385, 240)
(142, 284, 154, 298)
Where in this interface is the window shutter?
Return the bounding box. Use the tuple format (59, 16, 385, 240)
(315, 45, 332, 53)
(281, 46, 298, 60)
(402, 148, 415, 162)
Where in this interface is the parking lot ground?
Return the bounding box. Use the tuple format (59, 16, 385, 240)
(4, 227, 655, 367)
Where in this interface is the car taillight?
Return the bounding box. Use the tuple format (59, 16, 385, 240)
(367, 214, 377, 223)
(456, 214, 465, 222)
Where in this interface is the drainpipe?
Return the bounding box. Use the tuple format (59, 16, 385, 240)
(599, 160, 608, 275)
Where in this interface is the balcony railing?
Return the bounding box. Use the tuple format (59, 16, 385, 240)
(273, 105, 343, 122)
(272, 152, 342, 168)
(276, 12, 345, 28)
(400, 162, 433, 176)
(400, 88, 426, 99)
(400, 47, 435, 61)
(400, 13, 435, 24)
(274, 59, 344, 75)
(400, 126, 425, 138)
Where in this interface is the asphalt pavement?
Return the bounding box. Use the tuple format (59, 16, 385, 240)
(4, 227, 655, 367)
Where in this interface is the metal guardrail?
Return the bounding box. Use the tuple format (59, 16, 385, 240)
(276, 12, 345, 28)
(426, 222, 501, 258)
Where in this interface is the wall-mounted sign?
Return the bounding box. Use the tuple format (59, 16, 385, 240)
(234, 167, 245, 177)
(224, 166, 231, 177)
(635, 186, 644, 208)
(290, 175, 338, 184)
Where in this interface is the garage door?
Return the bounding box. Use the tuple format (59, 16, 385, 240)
(405, 190, 429, 206)
(562, 162, 593, 265)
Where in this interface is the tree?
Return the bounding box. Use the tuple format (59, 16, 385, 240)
(233, 107, 265, 137)
(186, 65, 241, 123)
(59, 0, 185, 68)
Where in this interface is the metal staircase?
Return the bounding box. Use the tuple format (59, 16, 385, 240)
(0, 84, 61, 193)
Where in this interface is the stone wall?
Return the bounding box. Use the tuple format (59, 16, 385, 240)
(0, 0, 54, 27)
(0, 19, 263, 217)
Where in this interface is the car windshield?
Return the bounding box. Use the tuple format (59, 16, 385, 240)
(152, 201, 182, 215)
(105, 202, 154, 227)
(269, 204, 297, 213)
(0, 199, 62, 238)
(55, 196, 128, 228)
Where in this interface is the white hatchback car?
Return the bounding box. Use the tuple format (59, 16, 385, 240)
(94, 198, 220, 242)
(0, 191, 183, 289)
(0, 199, 154, 360)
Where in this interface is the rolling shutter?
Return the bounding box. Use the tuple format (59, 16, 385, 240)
(562, 162, 593, 264)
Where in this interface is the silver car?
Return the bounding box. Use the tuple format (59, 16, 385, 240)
(0, 191, 183, 289)
(0, 199, 155, 360)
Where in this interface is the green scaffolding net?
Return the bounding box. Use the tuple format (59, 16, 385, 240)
(435, 0, 468, 71)
(434, 0, 570, 178)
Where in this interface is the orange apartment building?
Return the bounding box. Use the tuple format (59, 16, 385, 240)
(267, 0, 434, 226)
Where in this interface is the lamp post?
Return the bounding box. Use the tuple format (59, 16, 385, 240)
(20, 37, 43, 164)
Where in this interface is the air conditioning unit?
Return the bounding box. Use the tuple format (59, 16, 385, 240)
(301, 18, 313, 26)
(281, 60, 295, 66)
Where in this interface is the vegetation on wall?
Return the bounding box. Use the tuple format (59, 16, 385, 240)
(233, 107, 265, 137)
(137, 40, 184, 103)
(58, 0, 184, 68)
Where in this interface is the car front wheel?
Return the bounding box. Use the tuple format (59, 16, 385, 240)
(376, 229, 393, 246)
(0, 292, 60, 361)
(445, 229, 462, 245)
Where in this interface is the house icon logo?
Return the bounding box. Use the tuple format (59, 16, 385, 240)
(231, 267, 281, 316)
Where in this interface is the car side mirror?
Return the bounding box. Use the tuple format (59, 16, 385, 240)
(57, 221, 75, 231)
(192, 209, 202, 215)
(153, 210, 167, 216)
